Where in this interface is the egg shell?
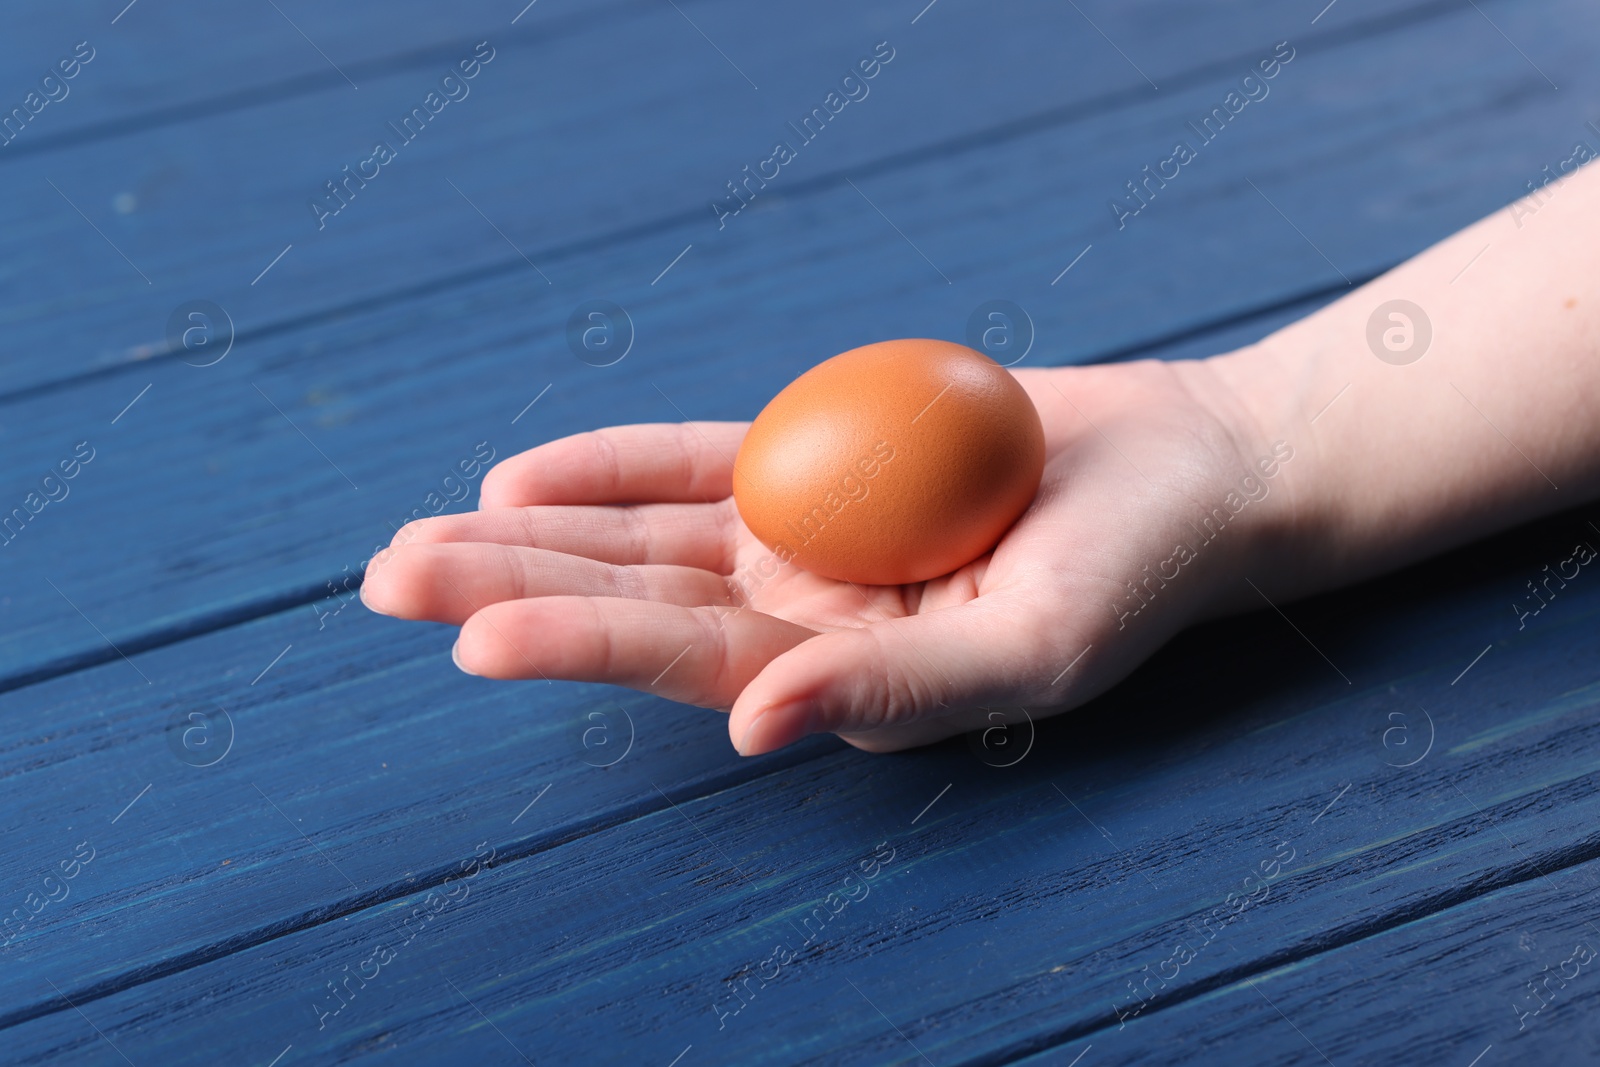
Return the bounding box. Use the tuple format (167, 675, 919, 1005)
(734, 338, 1045, 585)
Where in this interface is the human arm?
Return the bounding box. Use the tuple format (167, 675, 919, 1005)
(360, 163, 1600, 754)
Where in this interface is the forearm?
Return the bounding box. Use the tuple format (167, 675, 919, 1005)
(1214, 160, 1600, 602)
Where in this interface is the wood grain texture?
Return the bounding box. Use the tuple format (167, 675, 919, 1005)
(3, 505, 1597, 1063)
(0, 0, 1564, 396)
(0, 0, 1318, 393)
(1004, 832, 1600, 1065)
(0, 582, 841, 1029)
(1, 1, 1595, 1063)
(0, 293, 1371, 1032)
(0, 0, 1590, 688)
(1, 0, 759, 166)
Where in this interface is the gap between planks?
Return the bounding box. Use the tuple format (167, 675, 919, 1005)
(957, 827, 1600, 1066)
(0, 0, 653, 166)
(0, 743, 832, 1035)
(0, 269, 1367, 703)
(13, 751, 1600, 1058)
(0, 0, 1468, 409)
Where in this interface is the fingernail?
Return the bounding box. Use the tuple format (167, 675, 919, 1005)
(735, 717, 759, 756)
(737, 701, 815, 756)
(451, 640, 472, 674)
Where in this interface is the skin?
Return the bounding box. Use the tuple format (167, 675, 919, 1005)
(362, 161, 1600, 756)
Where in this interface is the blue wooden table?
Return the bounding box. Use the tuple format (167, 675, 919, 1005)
(2, 2, 1597, 1064)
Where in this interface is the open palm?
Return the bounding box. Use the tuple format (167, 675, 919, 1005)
(361, 357, 1285, 754)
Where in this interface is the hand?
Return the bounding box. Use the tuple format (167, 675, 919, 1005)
(360, 354, 1298, 755)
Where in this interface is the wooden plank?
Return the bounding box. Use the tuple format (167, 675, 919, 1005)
(1002, 835, 1600, 1063)
(0, 0, 1589, 685)
(2, 502, 1597, 1062)
(1, 2, 1590, 1063)
(0, 0, 647, 152)
(0, 0, 1168, 390)
(0, 295, 1341, 1033)
(0, 582, 840, 1029)
(0, 0, 1531, 395)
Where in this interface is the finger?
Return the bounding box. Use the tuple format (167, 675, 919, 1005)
(728, 594, 1077, 755)
(361, 543, 736, 624)
(387, 501, 737, 573)
(453, 597, 816, 709)
(480, 423, 748, 508)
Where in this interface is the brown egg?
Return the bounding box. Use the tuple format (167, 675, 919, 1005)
(734, 338, 1045, 585)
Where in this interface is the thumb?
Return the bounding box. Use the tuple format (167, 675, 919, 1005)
(728, 594, 1073, 755)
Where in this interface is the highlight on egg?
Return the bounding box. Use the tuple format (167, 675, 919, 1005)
(733, 338, 1046, 585)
